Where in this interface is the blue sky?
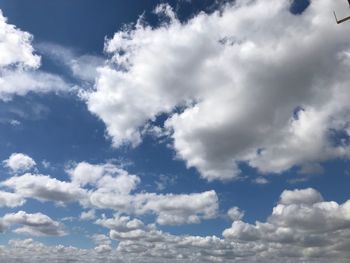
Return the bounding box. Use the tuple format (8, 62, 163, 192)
(0, 0, 350, 262)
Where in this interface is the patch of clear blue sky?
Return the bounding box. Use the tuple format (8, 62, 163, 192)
(1, 0, 349, 246)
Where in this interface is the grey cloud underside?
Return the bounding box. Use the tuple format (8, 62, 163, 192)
(1, 188, 350, 262)
(0, 211, 66, 236)
(85, 0, 350, 181)
(0, 191, 25, 208)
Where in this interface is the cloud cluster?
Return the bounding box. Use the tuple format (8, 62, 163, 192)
(222, 188, 350, 260)
(96, 215, 146, 237)
(1, 188, 350, 262)
(83, 188, 350, 262)
(0, 239, 119, 263)
(84, 0, 350, 181)
(70, 162, 219, 225)
(92, 188, 218, 225)
(0, 157, 218, 225)
(0, 10, 69, 101)
(91, 234, 112, 254)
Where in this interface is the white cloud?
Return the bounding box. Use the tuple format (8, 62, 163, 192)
(227, 206, 244, 221)
(80, 210, 96, 221)
(0, 191, 25, 208)
(1, 188, 350, 262)
(2, 173, 88, 204)
(84, 0, 350, 181)
(0, 10, 70, 101)
(223, 188, 350, 260)
(91, 191, 218, 225)
(1, 162, 218, 225)
(68, 162, 140, 194)
(253, 177, 269, 185)
(2, 239, 122, 263)
(141, 190, 218, 225)
(96, 215, 145, 233)
(91, 234, 112, 254)
(1, 211, 66, 236)
(0, 69, 69, 101)
(67, 161, 108, 187)
(223, 220, 260, 241)
(96, 188, 350, 262)
(68, 162, 218, 225)
(279, 188, 323, 205)
(9, 119, 21, 126)
(0, 10, 39, 68)
(94, 170, 140, 196)
(3, 153, 36, 173)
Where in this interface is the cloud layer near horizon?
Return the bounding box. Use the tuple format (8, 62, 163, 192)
(1, 187, 350, 263)
(1, 154, 350, 262)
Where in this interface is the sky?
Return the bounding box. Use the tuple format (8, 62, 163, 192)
(0, 0, 350, 262)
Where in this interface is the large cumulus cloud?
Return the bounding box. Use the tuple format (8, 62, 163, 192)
(84, 0, 350, 181)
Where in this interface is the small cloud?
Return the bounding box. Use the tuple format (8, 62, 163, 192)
(80, 210, 96, 221)
(9, 120, 21, 126)
(41, 160, 51, 169)
(288, 176, 310, 184)
(3, 153, 36, 173)
(252, 177, 269, 185)
(61, 217, 75, 222)
(227, 207, 245, 221)
(155, 174, 177, 191)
